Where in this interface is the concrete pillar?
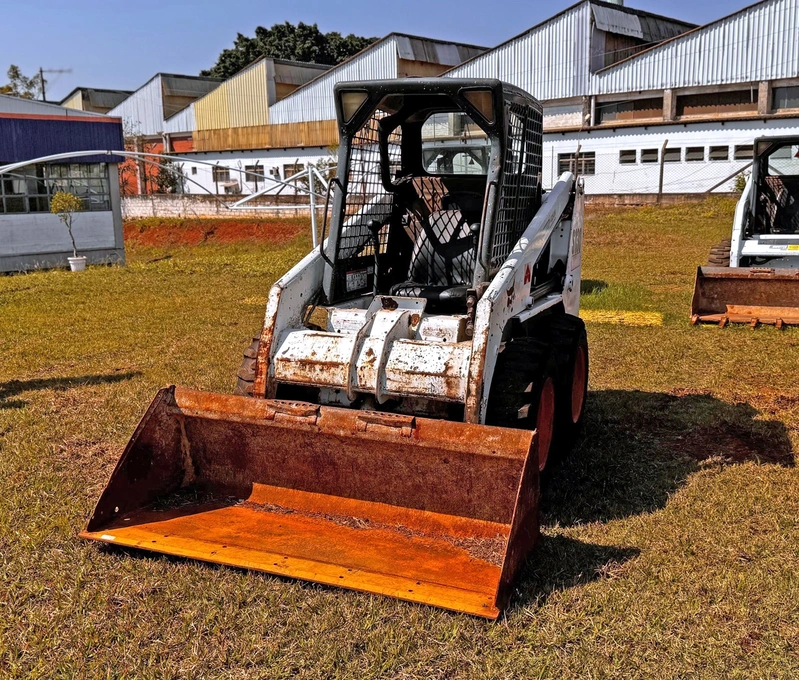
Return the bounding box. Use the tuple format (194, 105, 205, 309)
(582, 96, 592, 128)
(758, 81, 771, 115)
(663, 89, 677, 121)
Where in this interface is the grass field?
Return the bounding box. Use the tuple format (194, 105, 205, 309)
(1, 202, 798, 679)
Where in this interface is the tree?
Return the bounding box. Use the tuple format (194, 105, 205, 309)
(154, 159, 185, 194)
(0, 65, 43, 99)
(201, 22, 377, 79)
(50, 191, 84, 258)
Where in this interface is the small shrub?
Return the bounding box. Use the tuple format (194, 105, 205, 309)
(50, 191, 84, 257)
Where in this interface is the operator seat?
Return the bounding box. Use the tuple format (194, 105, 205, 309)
(390, 207, 477, 304)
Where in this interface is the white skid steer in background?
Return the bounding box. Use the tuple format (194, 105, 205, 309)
(692, 136, 799, 327)
(81, 78, 588, 619)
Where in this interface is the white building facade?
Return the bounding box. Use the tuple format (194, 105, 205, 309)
(445, 0, 799, 194)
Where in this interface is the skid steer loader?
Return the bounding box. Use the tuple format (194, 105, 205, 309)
(691, 136, 799, 327)
(81, 79, 588, 619)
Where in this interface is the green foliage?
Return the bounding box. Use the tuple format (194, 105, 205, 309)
(50, 191, 84, 257)
(0, 64, 43, 99)
(153, 159, 185, 194)
(201, 22, 377, 79)
(733, 170, 750, 193)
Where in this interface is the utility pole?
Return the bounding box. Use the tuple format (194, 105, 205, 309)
(38, 67, 72, 102)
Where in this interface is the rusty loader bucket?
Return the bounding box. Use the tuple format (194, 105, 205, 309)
(691, 266, 799, 328)
(80, 387, 539, 618)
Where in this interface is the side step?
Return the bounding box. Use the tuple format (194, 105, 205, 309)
(690, 266, 799, 327)
(80, 387, 541, 618)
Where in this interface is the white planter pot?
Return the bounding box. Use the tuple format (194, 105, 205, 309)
(68, 256, 87, 272)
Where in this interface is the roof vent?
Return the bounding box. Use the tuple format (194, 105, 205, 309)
(604, 0, 624, 5)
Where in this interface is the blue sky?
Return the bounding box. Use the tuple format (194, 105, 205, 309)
(2, 0, 755, 101)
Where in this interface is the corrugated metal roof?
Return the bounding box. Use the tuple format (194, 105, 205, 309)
(273, 60, 331, 85)
(592, 5, 646, 39)
(83, 88, 132, 111)
(394, 36, 484, 65)
(446, 3, 593, 101)
(268, 37, 399, 124)
(0, 94, 111, 118)
(593, 0, 799, 94)
(107, 74, 221, 136)
(268, 33, 487, 125)
(591, 3, 694, 42)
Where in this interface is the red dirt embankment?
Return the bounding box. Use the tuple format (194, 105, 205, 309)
(123, 217, 310, 248)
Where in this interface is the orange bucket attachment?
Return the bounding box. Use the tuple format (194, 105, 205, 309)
(691, 266, 799, 327)
(80, 387, 539, 618)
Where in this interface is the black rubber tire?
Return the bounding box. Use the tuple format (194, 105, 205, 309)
(233, 335, 261, 397)
(548, 315, 589, 448)
(486, 336, 559, 472)
(707, 238, 732, 267)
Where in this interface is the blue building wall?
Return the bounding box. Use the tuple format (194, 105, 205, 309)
(0, 117, 124, 164)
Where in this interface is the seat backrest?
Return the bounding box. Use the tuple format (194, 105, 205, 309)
(407, 210, 475, 287)
(761, 176, 799, 234)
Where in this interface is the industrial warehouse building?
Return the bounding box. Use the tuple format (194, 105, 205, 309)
(171, 0, 799, 198)
(0, 95, 125, 273)
(61, 0, 799, 200)
(173, 34, 487, 196)
(445, 0, 799, 195)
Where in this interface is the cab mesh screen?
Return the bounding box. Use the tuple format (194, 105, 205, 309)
(334, 112, 401, 298)
(491, 102, 543, 271)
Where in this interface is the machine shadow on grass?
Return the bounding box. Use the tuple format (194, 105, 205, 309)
(542, 388, 794, 528)
(508, 388, 794, 613)
(580, 279, 608, 295)
(0, 372, 140, 410)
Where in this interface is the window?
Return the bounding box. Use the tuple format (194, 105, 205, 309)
(619, 149, 637, 164)
(676, 89, 757, 117)
(244, 164, 264, 189)
(0, 162, 111, 214)
(772, 85, 799, 111)
(190, 166, 197, 175)
(664, 147, 682, 163)
(421, 111, 490, 175)
(283, 163, 304, 178)
(709, 146, 729, 161)
(212, 166, 229, 182)
(557, 152, 595, 176)
(641, 148, 659, 164)
(596, 97, 663, 124)
(685, 147, 705, 162)
(734, 145, 754, 160)
(763, 142, 799, 177)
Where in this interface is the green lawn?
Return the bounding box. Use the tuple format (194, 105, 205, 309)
(1, 201, 798, 679)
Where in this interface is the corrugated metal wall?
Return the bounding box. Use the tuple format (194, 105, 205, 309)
(593, 0, 799, 94)
(60, 91, 83, 110)
(268, 38, 399, 124)
(445, 3, 592, 102)
(163, 104, 196, 135)
(0, 117, 124, 163)
(195, 60, 269, 131)
(107, 76, 165, 136)
(108, 75, 220, 136)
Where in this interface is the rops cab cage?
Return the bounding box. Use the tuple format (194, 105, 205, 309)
(321, 79, 543, 310)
